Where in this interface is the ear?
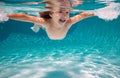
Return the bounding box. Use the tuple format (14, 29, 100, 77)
(49, 12, 53, 17)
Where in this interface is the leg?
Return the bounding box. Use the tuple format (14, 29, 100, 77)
(31, 23, 40, 33)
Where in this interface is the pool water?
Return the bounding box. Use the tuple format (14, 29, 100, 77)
(0, 0, 120, 78)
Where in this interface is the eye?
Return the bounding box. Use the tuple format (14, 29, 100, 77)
(66, 12, 69, 13)
(59, 11, 62, 13)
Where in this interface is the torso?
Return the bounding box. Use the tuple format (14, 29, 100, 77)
(37, 19, 72, 40)
(46, 25, 68, 40)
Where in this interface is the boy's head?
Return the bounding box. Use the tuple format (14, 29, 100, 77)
(39, 0, 71, 25)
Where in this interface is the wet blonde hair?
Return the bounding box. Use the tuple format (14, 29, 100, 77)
(39, 0, 71, 19)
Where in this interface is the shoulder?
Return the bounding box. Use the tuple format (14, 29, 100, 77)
(33, 18, 48, 25)
(65, 18, 73, 28)
(37, 18, 46, 23)
(66, 18, 75, 26)
(67, 18, 72, 24)
(36, 18, 51, 28)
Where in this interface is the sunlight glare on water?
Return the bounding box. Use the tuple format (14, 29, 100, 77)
(0, 33, 120, 78)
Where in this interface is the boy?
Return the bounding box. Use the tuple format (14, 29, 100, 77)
(7, 0, 94, 40)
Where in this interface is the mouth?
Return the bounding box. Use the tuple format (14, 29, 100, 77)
(59, 19, 66, 23)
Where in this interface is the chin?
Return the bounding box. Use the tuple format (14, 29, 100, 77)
(60, 22, 65, 25)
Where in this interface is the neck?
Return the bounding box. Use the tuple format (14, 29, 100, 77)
(50, 19, 65, 28)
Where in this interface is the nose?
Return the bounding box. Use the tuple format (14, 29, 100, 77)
(61, 13, 68, 19)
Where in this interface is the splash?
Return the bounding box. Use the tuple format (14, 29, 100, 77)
(0, 5, 14, 22)
(72, 2, 120, 21)
(94, 2, 120, 21)
(0, 2, 44, 22)
(0, 13, 9, 22)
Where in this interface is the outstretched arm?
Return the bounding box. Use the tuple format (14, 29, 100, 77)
(7, 13, 45, 23)
(70, 12, 94, 24)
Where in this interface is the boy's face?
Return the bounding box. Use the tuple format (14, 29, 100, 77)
(50, 8, 71, 25)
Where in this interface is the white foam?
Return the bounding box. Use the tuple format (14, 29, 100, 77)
(94, 2, 120, 21)
(0, 13, 9, 22)
(0, 3, 45, 22)
(72, 2, 120, 21)
(0, 6, 14, 22)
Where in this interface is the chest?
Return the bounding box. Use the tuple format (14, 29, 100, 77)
(46, 26, 69, 40)
(39, 21, 72, 40)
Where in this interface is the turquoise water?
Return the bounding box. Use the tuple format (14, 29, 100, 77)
(0, 0, 120, 78)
